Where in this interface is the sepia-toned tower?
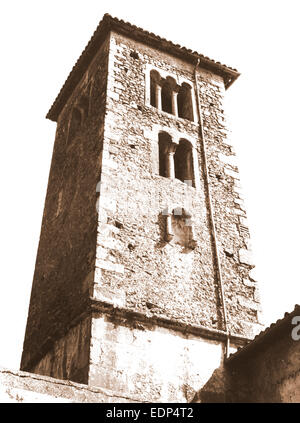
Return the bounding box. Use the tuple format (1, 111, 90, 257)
(21, 14, 262, 402)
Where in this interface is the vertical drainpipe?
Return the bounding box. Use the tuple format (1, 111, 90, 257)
(193, 59, 231, 358)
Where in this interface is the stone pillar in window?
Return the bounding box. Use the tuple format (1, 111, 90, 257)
(150, 70, 162, 109)
(166, 143, 177, 179)
(171, 89, 179, 117)
(155, 83, 162, 111)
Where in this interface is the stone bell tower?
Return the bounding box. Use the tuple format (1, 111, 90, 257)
(21, 14, 262, 402)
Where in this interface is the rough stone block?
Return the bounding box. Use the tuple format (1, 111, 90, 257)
(218, 153, 238, 168)
(95, 259, 124, 274)
(239, 249, 255, 267)
(238, 295, 260, 311)
(92, 285, 126, 307)
(224, 167, 240, 179)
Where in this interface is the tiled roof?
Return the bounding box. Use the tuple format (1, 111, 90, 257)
(46, 13, 240, 122)
(226, 304, 300, 364)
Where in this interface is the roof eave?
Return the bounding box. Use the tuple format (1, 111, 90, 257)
(46, 14, 240, 122)
(226, 304, 300, 365)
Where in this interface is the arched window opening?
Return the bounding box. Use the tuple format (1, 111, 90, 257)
(148, 70, 195, 121)
(158, 132, 173, 177)
(161, 77, 176, 114)
(150, 70, 161, 108)
(174, 139, 194, 186)
(68, 107, 82, 144)
(178, 83, 194, 121)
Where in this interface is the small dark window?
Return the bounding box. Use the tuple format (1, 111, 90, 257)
(178, 83, 194, 121)
(174, 139, 194, 186)
(67, 107, 82, 144)
(77, 94, 89, 121)
(161, 83, 172, 114)
(150, 81, 156, 107)
(161, 77, 175, 114)
(150, 70, 160, 107)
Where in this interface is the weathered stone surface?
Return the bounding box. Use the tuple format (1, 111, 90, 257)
(21, 16, 261, 397)
(91, 30, 261, 339)
(88, 314, 244, 403)
(21, 35, 111, 373)
(92, 285, 126, 307)
(237, 295, 260, 311)
(218, 152, 238, 168)
(223, 167, 240, 179)
(249, 268, 259, 281)
(243, 278, 256, 287)
(239, 249, 255, 267)
(0, 368, 136, 403)
(30, 317, 91, 384)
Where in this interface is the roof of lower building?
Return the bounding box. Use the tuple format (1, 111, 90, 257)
(226, 304, 300, 364)
(46, 13, 240, 122)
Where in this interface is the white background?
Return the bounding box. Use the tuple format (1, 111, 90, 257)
(0, 0, 299, 370)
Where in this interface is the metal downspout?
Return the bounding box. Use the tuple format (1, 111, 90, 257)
(193, 59, 231, 358)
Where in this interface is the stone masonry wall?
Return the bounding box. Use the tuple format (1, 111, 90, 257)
(21, 25, 263, 393)
(196, 70, 263, 336)
(93, 31, 262, 338)
(21, 36, 110, 375)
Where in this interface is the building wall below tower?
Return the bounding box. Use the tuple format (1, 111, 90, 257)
(0, 367, 135, 403)
(88, 312, 243, 402)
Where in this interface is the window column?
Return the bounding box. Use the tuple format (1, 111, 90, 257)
(171, 88, 179, 117)
(155, 83, 162, 111)
(166, 143, 177, 179)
